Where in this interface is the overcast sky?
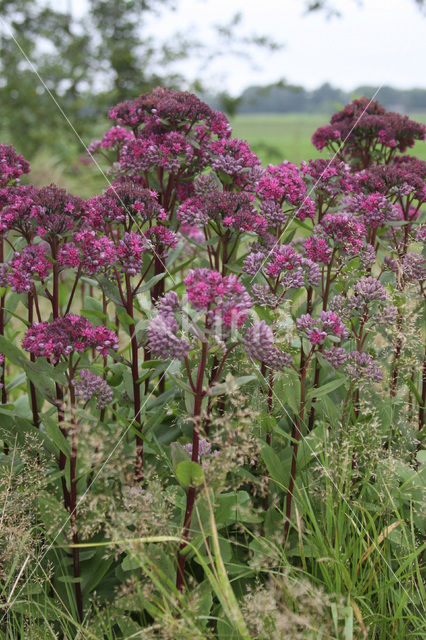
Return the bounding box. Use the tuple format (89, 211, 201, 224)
(67, 0, 425, 95)
(141, 0, 425, 95)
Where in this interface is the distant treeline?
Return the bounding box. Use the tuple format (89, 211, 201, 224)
(205, 83, 426, 115)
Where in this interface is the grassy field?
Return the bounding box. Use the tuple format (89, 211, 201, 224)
(230, 112, 426, 166)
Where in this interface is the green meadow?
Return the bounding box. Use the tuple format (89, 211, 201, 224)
(230, 112, 426, 166)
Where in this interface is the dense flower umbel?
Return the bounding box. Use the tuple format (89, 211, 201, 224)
(319, 213, 367, 255)
(385, 252, 426, 286)
(74, 369, 113, 408)
(22, 315, 119, 364)
(256, 162, 316, 222)
(6, 245, 51, 292)
(184, 269, 252, 328)
(210, 137, 261, 184)
(0, 144, 30, 187)
(344, 351, 383, 383)
(58, 231, 116, 275)
(296, 311, 348, 346)
(32, 185, 86, 240)
(108, 87, 217, 132)
(177, 190, 266, 234)
(0, 185, 42, 239)
(300, 158, 354, 205)
(243, 243, 320, 291)
(120, 131, 195, 175)
(243, 320, 292, 370)
(87, 179, 166, 229)
(312, 97, 426, 168)
(343, 193, 399, 228)
(356, 156, 426, 207)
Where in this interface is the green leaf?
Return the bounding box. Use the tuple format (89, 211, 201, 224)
(260, 444, 290, 489)
(176, 460, 204, 489)
(170, 442, 190, 469)
(306, 377, 345, 401)
(137, 272, 165, 294)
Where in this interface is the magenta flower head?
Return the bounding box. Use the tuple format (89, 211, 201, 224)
(256, 161, 316, 222)
(74, 369, 113, 408)
(0, 144, 30, 187)
(312, 97, 425, 168)
(177, 190, 265, 234)
(87, 178, 166, 229)
(7, 244, 51, 293)
(343, 192, 399, 228)
(296, 311, 348, 347)
(108, 87, 216, 132)
(100, 126, 134, 150)
(243, 320, 292, 370)
(0, 185, 42, 239)
(58, 230, 116, 275)
(300, 158, 354, 203)
(210, 138, 261, 186)
(22, 315, 119, 364)
(320, 213, 367, 255)
(184, 268, 252, 329)
(32, 185, 86, 241)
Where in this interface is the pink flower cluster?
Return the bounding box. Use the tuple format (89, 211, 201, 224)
(256, 162, 316, 221)
(177, 190, 266, 234)
(108, 87, 217, 132)
(87, 180, 166, 229)
(58, 231, 116, 275)
(0, 144, 30, 187)
(120, 131, 195, 175)
(210, 138, 261, 183)
(343, 193, 398, 228)
(31, 185, 86, 240)
(184, 269, 252, 328)
(319, 213, 366, 255)
(74, 368, 113, 408)
(23, 315, 119, 363)
(297, 311, 348, 346)
(304, 236, 333, 264)
(312, 97, 425, 168)
(7, 245, 51, 292)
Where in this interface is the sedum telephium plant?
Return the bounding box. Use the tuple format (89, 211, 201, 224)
(0, 91, 424, 632)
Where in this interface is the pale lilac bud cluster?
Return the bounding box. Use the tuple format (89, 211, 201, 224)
(147, 313, 190, 361)
(74, 369, 113, 408)
(182, 438, 213, 459)
(351, 276, 387, 303)
(358, 244, 377, 269)
(322, 347, 348, 368)
(250, 284, 278, 308)
(243, 321, 292, 370)
(344, 351, 383, 383)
